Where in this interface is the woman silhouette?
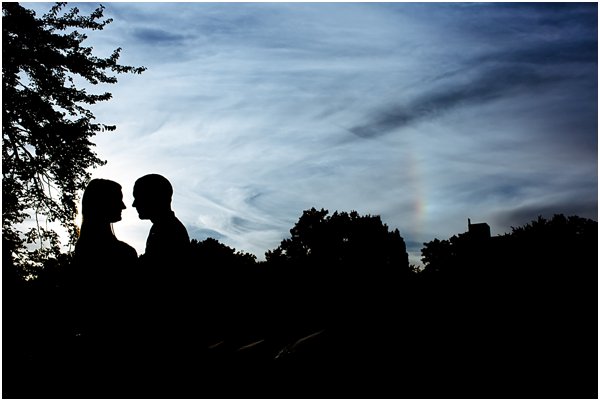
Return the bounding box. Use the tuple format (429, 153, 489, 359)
(74, 178, 137, 266)
(69, 179, 138, 369)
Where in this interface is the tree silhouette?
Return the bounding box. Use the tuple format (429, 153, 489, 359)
(509, 214, 597, 268)
(190, 237, 257, 267)
(266, 207, 409, 272)
(420, 237, 453, 275)
(263, 208, 413, 360)
(2, 2, 146, 269)
(420, 213, 597, 279)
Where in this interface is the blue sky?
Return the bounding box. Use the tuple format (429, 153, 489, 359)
(28, 2, 598, 264)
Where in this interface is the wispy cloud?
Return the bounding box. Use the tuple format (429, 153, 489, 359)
(31, 2, 595, 264)
(131, 28, 188, 45)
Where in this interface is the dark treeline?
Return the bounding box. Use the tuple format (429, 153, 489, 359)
(3, 210, 598, 398)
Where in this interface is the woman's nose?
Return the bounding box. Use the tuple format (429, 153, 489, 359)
(121, 201, 126, 210)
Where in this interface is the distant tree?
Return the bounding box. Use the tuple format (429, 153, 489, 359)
(508, 214, 597, 272)
(420, 237, 453, 275)
(266, 208, 410, 272)
(509, 214, 597, 242)
(2, 2, 146, 270)
(420, 214, 598, 277)
(420, 233, 473, 278)
(190, 237, 257, 267)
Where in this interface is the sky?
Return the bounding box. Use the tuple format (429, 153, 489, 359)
(27, 2, 598, 264)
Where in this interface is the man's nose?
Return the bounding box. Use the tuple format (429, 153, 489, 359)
(132, 200, 136, 207)
(121, 201, 126, 210)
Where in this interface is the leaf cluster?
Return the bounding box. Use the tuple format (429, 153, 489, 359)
(2, 2, 146, 266)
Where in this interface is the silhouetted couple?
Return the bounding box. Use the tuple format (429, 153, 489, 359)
(68, 174, 190, 373)
(74, 173, 190, 268)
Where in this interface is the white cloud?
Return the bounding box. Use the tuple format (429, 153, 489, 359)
(34, 2, 595, 263)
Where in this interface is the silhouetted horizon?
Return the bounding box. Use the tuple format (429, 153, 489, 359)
(4, 210, 597, 398)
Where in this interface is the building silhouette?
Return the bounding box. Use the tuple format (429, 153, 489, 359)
(467, 218, 491, 240)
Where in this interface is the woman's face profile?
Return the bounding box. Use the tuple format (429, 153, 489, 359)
(106, 189, 127, 223)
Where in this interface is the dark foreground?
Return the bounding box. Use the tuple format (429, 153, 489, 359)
(4, 264, 597, 399)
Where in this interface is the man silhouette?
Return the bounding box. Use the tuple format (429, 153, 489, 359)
(133, 174, 190, 265)
(131, 174, 192, 376)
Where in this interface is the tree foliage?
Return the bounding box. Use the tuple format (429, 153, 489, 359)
(2, 2, 146, 268)
(420, 213, 598, 277)
(190, 237, 257, 267)
(266, 207, 410, 272)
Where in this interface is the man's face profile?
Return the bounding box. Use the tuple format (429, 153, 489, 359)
(132, 186, 153, 220)
(132, 174, 173, 220)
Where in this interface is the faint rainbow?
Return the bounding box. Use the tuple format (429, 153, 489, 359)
(406, 150, 426, 247)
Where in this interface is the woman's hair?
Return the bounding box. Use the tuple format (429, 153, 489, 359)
(81, 179, 122, 223)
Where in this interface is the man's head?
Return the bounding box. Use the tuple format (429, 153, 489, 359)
(133, 174, 173, 220)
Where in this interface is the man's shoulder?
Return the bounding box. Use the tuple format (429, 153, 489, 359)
(144, 213, 190, 264)
(173, 215, 190, 238)
(161, 213, 189, 239)
(150, 213, 190, 244)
